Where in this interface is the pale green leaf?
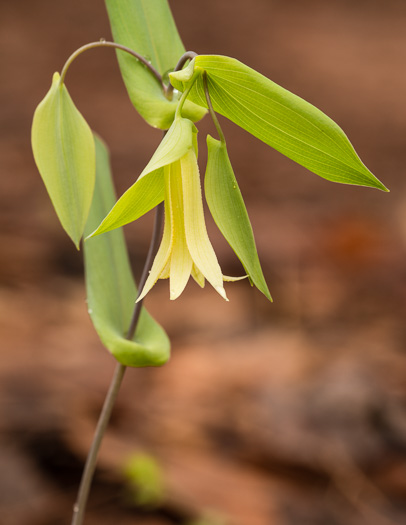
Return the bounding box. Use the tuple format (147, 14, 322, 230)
(104, 0, 206, 128)
(170, 56, 388, 191)
(31, 72, 95, 248)
(124, 453, 164, 506)
(139, 117, 197, 176)
(205, 136, 271, 301)
(84, 135, 170, 367)
(88, 116, 195, 237)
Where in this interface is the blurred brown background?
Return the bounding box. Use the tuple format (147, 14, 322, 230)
(1, 0, 406, 524)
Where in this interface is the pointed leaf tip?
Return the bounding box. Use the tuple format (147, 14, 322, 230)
(32, 73, 95, 246)
(172, 55, 387, 192)
(205, 135, 272, 301)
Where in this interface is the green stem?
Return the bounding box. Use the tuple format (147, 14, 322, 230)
(60, 40, 164, 90)
(175, 69, 200, 119)
(71, 198, 165, 525)
(202, 71, 226, 144)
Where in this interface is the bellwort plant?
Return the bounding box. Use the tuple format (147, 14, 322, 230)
(31, 1, 387, 523)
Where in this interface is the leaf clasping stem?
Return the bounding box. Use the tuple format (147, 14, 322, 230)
(70, 50, 197, 525)
(60, 40, 165, 90)
(175, 69, 200, 119)
(203, 71, 226, 144)
(166, 50, 197, 100)
(71, 179, 165, 525)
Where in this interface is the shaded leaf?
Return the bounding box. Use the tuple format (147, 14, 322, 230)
(31, 72, 95, 248)
(205, 136, 271, 301)
(84, 135, 170, 367)
(105, 0, 206, 128)
(170, 56, 387, 191)
(88, 116, 196, 237)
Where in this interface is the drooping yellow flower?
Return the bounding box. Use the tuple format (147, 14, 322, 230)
(137, 148, 231, 302)
(89, 115, 266, 302)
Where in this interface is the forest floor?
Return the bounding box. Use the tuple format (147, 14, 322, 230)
(2, 0, 406, 524)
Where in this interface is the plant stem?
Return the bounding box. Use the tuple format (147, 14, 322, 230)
(175, 70, 200, 119)
(203, 72, 226, 144)
(71, 199, 165, 525)
(173, 50, 198, 73)
(71, 362, 126, 525)
(60, 40, 164, 89)
(127, 202, 164, 340)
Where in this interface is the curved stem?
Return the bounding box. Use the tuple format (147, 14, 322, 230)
(174, 50, 198, 72)
(60, 40, 164, 90)
(203, 72, 226, 144)
(71, 184, 165, 525)
(166, 50, 198, 100)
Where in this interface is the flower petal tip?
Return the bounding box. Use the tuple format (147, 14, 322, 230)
(223, 275, 248, 282)
(170, 289, 180, 301)
(215, 286, 229, 301)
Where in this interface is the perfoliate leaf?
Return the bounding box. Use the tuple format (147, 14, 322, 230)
(88, 116, 196, 237)
(205, 136, 272, 301)
(170, 56, 388, 191)
(31, 72, 95, 248)
(84, 135, 170, 367)
(104, 0, 206, 128)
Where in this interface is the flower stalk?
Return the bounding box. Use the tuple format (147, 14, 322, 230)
(60, 40, 164, 90)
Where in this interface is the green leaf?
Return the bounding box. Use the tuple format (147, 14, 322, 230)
(104, 0, 206, 128)
(84, 135, 170, 367)
(124, 453, 164, 506)
(170, 56, 388, 191)
(205, 136, 272, 301)
(31, 72, 96, 248)
(88, 116, 196, 237)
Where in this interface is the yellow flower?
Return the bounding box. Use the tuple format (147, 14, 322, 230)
(89, 115, 260, 301)
(137, 148, 232, 302)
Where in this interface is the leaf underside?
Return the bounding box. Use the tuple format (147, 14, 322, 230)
(104, 0, 206, 128)
(31, 73, 96, 248)
(171, 55, 388, 191)
(89, 116, 196, 238)
(84, 135, 170, 367)
(205, 136, 272, 301)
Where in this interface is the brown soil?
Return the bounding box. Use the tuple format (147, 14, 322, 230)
(2, 0, 406, 524)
